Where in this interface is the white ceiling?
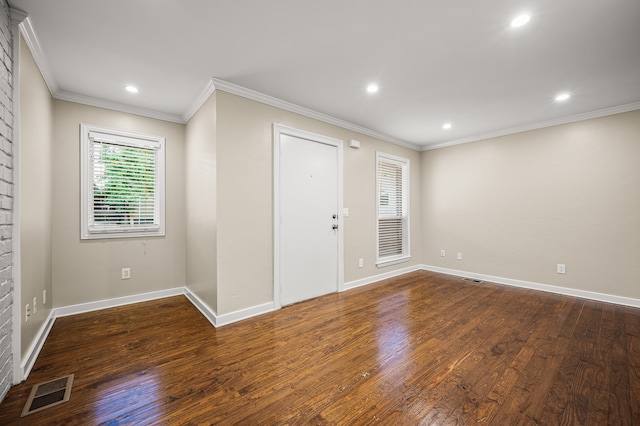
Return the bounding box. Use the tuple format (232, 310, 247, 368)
(10, 0, 640, 150)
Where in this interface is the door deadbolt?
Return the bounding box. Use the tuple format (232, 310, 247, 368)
(332, 214, 337, 219)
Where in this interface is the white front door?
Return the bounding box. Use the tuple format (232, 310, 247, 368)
(274, 125, 343, 307)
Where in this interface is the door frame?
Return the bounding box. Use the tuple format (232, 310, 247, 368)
(273, 124, 344, 309)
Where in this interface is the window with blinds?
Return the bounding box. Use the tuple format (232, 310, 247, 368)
(81, 124, 165, 239)
(376, 152, 410, 266)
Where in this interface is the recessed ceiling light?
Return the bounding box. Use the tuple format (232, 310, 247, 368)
(555, 92, 571, 102)
(366, 84, 379, 94)
(442, 122, 452, 130)
(125, 85, 139, 93)
(510, 14, 531, 28)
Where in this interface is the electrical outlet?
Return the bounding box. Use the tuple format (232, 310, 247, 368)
(43, 289, 46, 305)
(440, 250, 446, 257)
(122, 268, 131, 280)
(358, 258, 364, 268)
(457, 252, 463, 261)
(557, 264, 566, 274)
(33, 297, 37, 314)
(25, 304, 30, 322)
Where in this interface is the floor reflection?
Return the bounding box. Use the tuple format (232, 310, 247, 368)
(93, 369, 163, 423)
(376, 289, 411, 360)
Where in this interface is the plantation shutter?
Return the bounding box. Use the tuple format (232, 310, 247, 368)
(377, 153, 409, 263)
(88, 134, 160, 233)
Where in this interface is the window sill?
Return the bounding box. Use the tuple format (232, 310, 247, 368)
(81, 230, 165, 240)
(376, 256, 411, 268)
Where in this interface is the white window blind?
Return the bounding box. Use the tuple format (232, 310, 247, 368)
(376, 152, 410, 266)
(81, 124, 165, 239)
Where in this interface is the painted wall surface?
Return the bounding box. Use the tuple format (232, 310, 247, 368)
(215, 91, 422, 315)
(185, 94, 217, 312)
(52, 101, 186, 307)
(19, 35, 53, 355)
(421, 110, 640, 299)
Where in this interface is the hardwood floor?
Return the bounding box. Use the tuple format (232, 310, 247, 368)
(1, 270, 639, 425)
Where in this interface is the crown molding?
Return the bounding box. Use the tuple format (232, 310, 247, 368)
(18, 16, 58, 96)
(10, 7, 28, 25)
(423, 101, 640, 151)
(182, 79, 216, 123)
(210, 78, 421, 151)
(16, 16, 639, 149)
(54, 90, 185, 123)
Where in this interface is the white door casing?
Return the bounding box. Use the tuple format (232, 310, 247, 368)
(273, 124, 344, 308)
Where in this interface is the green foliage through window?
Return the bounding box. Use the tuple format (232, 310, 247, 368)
(81, 124, 165, 239)
(91, 142, 157, 226)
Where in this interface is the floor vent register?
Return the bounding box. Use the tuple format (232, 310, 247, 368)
(21, 374, 74, 417)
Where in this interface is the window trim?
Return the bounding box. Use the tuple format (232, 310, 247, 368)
(80, 124, 166, 240)
(375, 151, 410, 267)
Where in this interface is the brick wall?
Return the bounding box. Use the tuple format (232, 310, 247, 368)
(0, 0, 13, 402)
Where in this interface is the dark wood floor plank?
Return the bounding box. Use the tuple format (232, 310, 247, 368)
(400, 289, 531, 424)
(626, 311, 640, 425)
(489, 296, 578, 425)
(0, 271, 639, 425)
(536, 300, 611, 425)
(470, 294, 569, 424)
(317, 281, 510, 424)
(598, 304, 635, 426)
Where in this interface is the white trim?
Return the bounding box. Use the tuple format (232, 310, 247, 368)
(424, 101, 640, 151)
(214, 78, 420, 151)
(21, 311, 54, 380)
(53, 287, 185, 318)
(273, 124, 345, 309)
(184, 288, 275, 328)
(56, 91, 184, 123)
(375, 151, 410, 267)
(80, 124, 166, 240)
(376, 256, 411, 268)
(15, 15, 640, 153)
(17, 16, 57, 96)
(421, 265, 640, 308)
(10, 8, 26, 385)
(183, 289, 217, 327)
(18, 287, 185, 382)
(344, 264, 423, 291)
(14, 16, 640, 153)
(182, 79, 216, 123)
(215, 302, 276, 327)
(17, 265, 640, 384)
(17, 17, 186, 125)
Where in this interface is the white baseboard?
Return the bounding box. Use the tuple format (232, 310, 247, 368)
(53, 287, 186, 318)
(183, 289, 217, 327)
(421, 264, 640, 308)
(344, 264, 423, 291)
(183, 288, 275, 327)
(215, 302, 275, 327)
(20, 287, 187, 383)
(21, 265, 639, 386)
(20, 310, 55, 381)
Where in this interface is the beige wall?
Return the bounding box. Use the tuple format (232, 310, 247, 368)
(19, 35, 54, 354)
(215, 91, 422, 315)
(52, 101, 186, 307)
(21, 46, 640, 325)
(421, 110, 640, 299)
(185, 94, 218, 312)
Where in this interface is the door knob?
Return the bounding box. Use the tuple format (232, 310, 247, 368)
(332, 224, 339, 230)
